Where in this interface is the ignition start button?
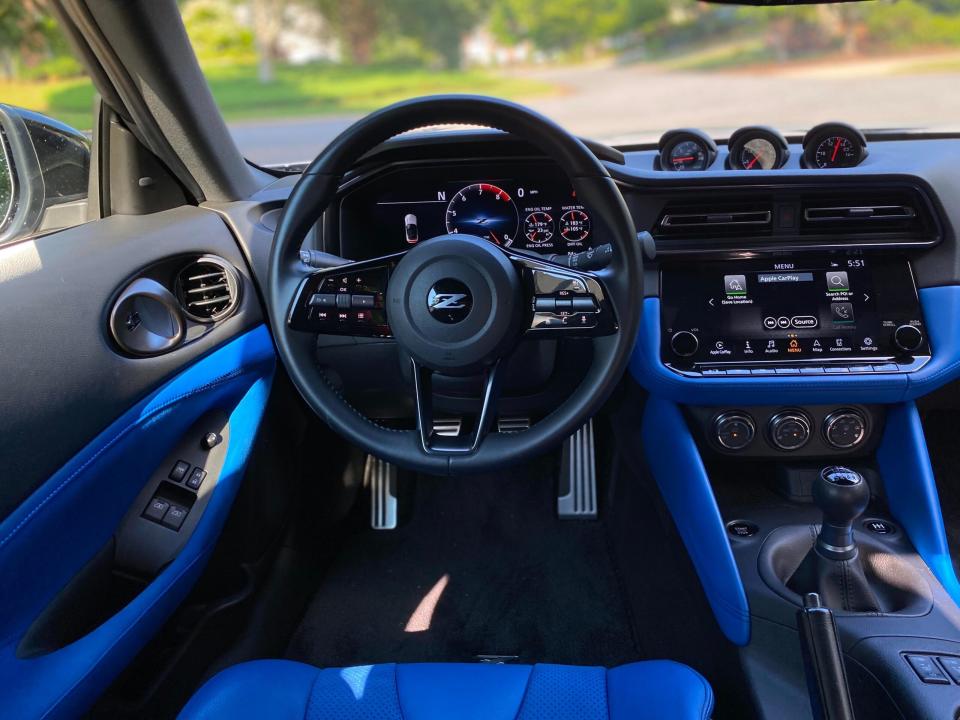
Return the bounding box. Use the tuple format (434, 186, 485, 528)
(727, 520, 759, 538)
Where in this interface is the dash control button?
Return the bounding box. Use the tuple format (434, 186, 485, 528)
(168, 460, 190, 482)
(727, 520, 758, 538)
(864, 519, 896, 535)
(144, 498, 170, 522)
(186, 467, 207, 491)
(905, 654, 950, 685)
(937, 656, 960, 684)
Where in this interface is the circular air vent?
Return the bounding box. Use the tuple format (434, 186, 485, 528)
(175, 256, 241, 322)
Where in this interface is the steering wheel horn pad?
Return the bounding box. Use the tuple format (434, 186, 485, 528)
(387, 234, 522, 374)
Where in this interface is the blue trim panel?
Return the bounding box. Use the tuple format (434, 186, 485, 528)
(0, 325, 275, 719)
(630, 286, 960, 404)
(640, 396, 751, 646)
(877, 402, 960, 608)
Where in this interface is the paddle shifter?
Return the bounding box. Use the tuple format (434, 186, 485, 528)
(812, 466, 870, 561)
(786, 465, 881, 612)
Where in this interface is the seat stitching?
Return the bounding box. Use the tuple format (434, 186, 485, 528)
(393, 664, 406, 720)
(604, 667, 611, 720)
(512, 664, 536, 720)
(0, 366, 251, 549)
(304, 667, 324, 720)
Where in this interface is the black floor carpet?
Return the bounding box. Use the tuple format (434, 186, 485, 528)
(286, 456, 642, 668)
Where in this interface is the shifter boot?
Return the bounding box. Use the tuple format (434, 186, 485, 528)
(788, 546, 881, 613)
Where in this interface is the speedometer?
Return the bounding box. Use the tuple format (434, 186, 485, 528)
(444, 183, 519, 246)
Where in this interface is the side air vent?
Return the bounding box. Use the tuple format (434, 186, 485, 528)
(803, 205, 916, 223)
(175, 256, 241, 322)
(799, 189, 932, 239)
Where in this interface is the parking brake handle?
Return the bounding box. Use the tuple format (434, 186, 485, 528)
(797, 592, 856, 720)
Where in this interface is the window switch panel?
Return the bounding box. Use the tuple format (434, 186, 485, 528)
(186, 467, 207, 491)
(161, 504, 188, 531)
(168, 460, 191, 482)
(144, 498, 170, 522)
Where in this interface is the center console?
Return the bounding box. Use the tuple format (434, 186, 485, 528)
(660, 255, 930, 377)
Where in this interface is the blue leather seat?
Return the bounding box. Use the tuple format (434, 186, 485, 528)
(179, 659, 713, 719)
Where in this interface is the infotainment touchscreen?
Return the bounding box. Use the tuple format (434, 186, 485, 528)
(660, 256, 928, 369)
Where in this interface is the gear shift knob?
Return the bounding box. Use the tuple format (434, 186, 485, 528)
(812, 466, 870, 560)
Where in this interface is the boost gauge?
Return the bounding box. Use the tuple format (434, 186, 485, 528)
(727, 126, 789, 170)
(658, 129, 718, 172)
(802, 122, 867, 169)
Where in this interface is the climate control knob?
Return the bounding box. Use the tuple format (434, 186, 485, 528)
(893, 324, 923, 353)
(670, 330, 699, 358)
(713, 412, 755, 451)
(768, 411, 811, 451)
(823, 410, 867, 450)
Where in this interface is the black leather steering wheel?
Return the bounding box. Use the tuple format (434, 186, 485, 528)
(267, 95, 643, 474)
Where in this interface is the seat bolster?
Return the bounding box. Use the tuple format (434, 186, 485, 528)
(178, 659, 319, 720)
(608, 660, 714, 720)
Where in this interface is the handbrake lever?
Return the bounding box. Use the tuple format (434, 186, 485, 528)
(797, 593, 856, 720)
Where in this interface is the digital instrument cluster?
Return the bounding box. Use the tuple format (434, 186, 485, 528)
(337, 163, 595, 259)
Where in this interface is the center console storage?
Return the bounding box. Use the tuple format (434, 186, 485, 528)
(660, 255, 929, 377)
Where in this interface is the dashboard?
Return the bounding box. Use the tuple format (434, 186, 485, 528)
(338, 162, 597, 259)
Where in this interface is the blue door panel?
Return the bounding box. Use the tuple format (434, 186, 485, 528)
(0, 325, 275, 719)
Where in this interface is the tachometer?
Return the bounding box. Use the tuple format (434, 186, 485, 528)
(445, 183, 519, 246)
(560, 210, 591, 244)
(524, 212, 554, 245)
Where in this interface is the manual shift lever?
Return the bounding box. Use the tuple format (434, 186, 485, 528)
(812, 466, 870, 561)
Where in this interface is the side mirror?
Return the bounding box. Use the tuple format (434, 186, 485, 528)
(0, 104, 90, 244)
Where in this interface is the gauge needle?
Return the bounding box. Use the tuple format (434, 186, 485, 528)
(746, 152, 761, 170)
(673, 156, 694, 163)
(489, 230, 502, 245)
(831, 138, 841, 163)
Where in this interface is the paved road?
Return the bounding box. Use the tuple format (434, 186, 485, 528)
(229, 61, 960, 165)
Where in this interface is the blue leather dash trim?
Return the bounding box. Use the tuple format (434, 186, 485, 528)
(0, 325, 275, 719)
(877, 401, 960, 608)
(640, 396, 751, 646)
(630, 285, 960, 404)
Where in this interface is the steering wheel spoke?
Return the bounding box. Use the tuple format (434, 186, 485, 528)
(506, 250, 618, 338)
(287, 252, 405, 337)
(412, 358, 504, 455)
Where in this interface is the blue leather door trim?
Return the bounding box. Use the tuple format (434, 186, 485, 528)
(640, 396, 751, 645)
(877, 401, 960, 608)
(630, 286, 960, 404)
(0, 325, 275, 719)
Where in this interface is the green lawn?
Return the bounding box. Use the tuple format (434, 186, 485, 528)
(1, 62, 554, 132)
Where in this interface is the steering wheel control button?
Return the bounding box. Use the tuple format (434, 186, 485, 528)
(768, 411, 812, 451)
(351, 294, 375, 308)
(426, 279, 473, 324)
(186, 467, 207, 491)
(727, 520, 759, 538)
(905, 655, 951, 685)
(893, 324, 923, 353)
(670, 331, 699, 358)
(714, 412, 755, 451)
(863, 519, 896, 535)
(144, 498, 170, 522)
(534, 296, 556, 312)
(162, 504, 189, 531)
(823, 410, 867, 449)
(168, 460, 191, 482)
(309, 294, 336, 307)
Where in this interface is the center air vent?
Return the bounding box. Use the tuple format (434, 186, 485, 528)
(175, 256, 241, 322)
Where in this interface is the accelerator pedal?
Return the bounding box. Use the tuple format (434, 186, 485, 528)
(364, 455, 398, 530)
(557, 418, 598, 520)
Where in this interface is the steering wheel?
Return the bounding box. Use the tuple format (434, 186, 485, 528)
(267, 95, 643, 474)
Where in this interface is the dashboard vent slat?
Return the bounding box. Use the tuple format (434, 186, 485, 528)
(803, 205, 916, 223)
(661, 210, 771, 229)
(175, 257, 241, 322)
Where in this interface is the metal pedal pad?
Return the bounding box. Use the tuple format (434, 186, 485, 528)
(557, 418, 597, 519)
(364, 455, 398, 530)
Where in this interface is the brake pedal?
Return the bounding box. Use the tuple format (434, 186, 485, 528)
(557, 419, 597, 519)
(364, 455, 397, 530)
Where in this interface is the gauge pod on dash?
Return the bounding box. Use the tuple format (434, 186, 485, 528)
(727, 126, 790, 171)
(657, 129, 718, 172)
(802, 122, 868, 169)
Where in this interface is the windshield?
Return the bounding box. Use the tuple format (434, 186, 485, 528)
(178, 0, 960, 164)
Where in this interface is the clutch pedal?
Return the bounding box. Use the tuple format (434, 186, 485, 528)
(364, 455, 397, 530)
(557, 418, 598, 519)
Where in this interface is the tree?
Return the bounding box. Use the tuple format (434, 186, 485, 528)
(392, 0, 489, 69)
(0, 0, 61, 79)
(312, 0, 384, 66)
(491, 0, 667, 55)
(250, 0, 286, 82)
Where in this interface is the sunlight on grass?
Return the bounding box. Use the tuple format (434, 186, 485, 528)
(1, 63, 554, 132)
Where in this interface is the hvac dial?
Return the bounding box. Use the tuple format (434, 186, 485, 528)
(445, 182, 519, 246)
